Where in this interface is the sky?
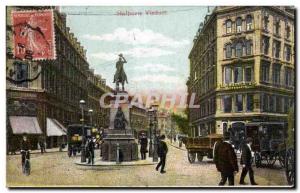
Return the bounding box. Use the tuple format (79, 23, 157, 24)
(61, 6, 210, 96)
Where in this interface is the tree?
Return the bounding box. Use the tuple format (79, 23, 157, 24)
(171, 112, 189, 135)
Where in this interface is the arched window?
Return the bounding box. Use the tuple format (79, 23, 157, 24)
(225, 43, 232, 58)
(226, 20, 232, 34)
(246, 40, 253, 55)
(236, 17, 242, 33)
(246, 15, 253, 31)
(236, 42, 243, 57)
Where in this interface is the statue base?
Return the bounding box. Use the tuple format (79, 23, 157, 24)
(101, 129, 138, 161)
(101, 92, 138, 162)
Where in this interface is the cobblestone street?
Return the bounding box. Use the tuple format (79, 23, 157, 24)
(6, 143, 290, 187)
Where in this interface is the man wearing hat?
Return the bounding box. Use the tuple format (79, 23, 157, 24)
(214, 131, 239, 186)
(239, 137, 258, 185)
(156, 134, 168, 174)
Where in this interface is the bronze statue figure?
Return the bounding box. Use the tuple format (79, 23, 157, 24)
(114, 106, 128, 130)
(113, 54, 128, 92)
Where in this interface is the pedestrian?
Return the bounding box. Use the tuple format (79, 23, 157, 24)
(214, 131, 239, 186)
(38, 136, 46, 154)
(156, 134, 168, 174)
(239, 137, 258, 185)
(20, 134, 31, 167)
(140, 134, 148, 160)
(87, 137, 95, 165)
(68, 145, 73, 157)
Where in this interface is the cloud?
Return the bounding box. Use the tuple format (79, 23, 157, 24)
(131, 74, 182, 84)
(82, 28, 189, 48)
(90, 47, 174, 61)
(131, 63, 176, 72)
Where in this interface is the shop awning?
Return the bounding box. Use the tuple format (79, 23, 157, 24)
(46, 118, 67, 136)
(9, 116, 42, 135)
(52, 119, 67, 133)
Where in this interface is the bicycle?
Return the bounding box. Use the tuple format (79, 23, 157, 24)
(21, 150, 30, 176)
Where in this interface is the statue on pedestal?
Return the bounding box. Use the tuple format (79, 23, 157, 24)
(114, 107, 128, 130)
(113, 54, 128, 92)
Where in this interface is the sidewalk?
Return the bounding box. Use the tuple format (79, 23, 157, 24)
(8, 147, 68, 156)
(75, 149, 157, 167)
(167, 140, 187, 151)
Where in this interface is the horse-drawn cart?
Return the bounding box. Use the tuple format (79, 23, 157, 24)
(183, 134, 223, 163)
(244, 122, 286, 167)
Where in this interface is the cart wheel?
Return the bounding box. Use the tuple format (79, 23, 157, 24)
(188, 152, 196, 163)
(266, 153, 277, 166)
(278, 150, 286, 168)
(285, 148, 295, 185)
(197, 153, 203, 162)
(254, 152, 261, 168)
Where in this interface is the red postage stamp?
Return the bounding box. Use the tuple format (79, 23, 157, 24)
(11, 9, 56, 60)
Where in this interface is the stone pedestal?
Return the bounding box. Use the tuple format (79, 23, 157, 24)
(102, 129, 138, 161)
(101, 92, 138, 161)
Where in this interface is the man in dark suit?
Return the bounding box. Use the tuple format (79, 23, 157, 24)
(239, 137, 258, 185)
(87, 137, 95, 165)
(156, 135, 168, 174)
(140, 134, 148, 160)
(214, 131, 239, 186)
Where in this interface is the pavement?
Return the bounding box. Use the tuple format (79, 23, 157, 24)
(8, 147, 68, 155)
(6, 142, 290, 187)
(75, 155, 157, 166)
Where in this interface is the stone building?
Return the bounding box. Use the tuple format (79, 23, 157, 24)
(6, 6, 111, 150)
(157, 110, 171, 135)
(129, 104, 148, 138)
(187, 6, 295, 137)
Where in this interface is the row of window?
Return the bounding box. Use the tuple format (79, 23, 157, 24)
(43, 68, 87, 104)
(222, 62, 294, 88)
(225, 15, 253, 34)
(189, 97, 216, 121)
(263, 13, 292, 40)
(56, 31, 88, 71)
(261, 36, 292, 61)
(261, 94, 294, 113)
(222, 94, 254, 113)
(222, 93, 294, 113)
(223, 65, 253, 84)
(261, 62, 294, 87)
(224, 40, 253, 59)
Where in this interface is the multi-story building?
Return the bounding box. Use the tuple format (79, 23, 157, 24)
(86, 69, 111, 128)
(187, 6, 295, 137)
(6, 6, 112, 150)
(157, 110, 171, 134)
(130, 105, 148, 138)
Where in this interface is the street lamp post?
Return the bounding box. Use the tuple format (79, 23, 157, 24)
(148, 122, 153, 157)
(152, 104, 159, 162)
(148, 109, 154, 157)
(88, 109, 93, 126)
(80, 100, 86, 163)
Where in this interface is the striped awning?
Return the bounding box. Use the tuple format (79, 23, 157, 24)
(46, 118, 67, 136)
(9, 116, 42, 135)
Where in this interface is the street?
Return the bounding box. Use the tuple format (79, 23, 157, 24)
(7, 143, 289, 187)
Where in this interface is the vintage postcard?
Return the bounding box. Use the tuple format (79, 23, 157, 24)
(6, 5, 295, 188)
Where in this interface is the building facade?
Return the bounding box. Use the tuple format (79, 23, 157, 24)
(130, 105, 148, 138)
(187, 6, 295, 137)
(6, 6, 112, 150)
(157, 110, 171, 135)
